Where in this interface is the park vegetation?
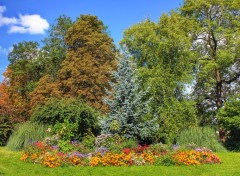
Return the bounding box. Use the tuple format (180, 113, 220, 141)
(0, 0, 240, 169)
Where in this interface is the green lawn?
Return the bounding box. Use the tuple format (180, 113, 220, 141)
(0, 147, 240, 176)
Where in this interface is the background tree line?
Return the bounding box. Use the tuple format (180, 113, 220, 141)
(0, 0, 239, 150)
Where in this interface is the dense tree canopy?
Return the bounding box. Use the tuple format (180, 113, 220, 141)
(121, 12, 198, 143)
(58, 15, 118, 112)
(42, 15, 73, 77)
(180, 0, 240, 124)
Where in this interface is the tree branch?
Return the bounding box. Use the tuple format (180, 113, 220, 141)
(223, 72, 240, 84)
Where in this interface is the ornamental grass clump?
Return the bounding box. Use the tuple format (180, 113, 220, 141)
(7, 122, 48, 150)
(176, 127, 227, 152)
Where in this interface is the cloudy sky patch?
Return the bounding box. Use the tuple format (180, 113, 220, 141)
(0, 5, 49, 34)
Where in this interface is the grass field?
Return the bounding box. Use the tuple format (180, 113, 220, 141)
(0, 147, 240, 176)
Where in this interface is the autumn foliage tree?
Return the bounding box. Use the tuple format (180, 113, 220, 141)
(6, 41, 43, 122)
(0, 68, 13, 118)
(58, 15, 118, 112)
(29, 16, 73, 110)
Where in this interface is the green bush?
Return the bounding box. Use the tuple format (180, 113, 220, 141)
(218, 96, 240, 131)
(81, 133, 96, 153)
(176, 126, 227, 152)
(6, 121, 48, 150)
(0, 116, 12, 146)
(217, 96, 240, 151)
(30, 97, 100, 140)
(95, 134, 138, 153)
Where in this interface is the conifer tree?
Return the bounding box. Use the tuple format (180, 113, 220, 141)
(101, 55, 158, 142)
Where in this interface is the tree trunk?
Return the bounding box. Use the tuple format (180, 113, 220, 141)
(216, 68, 222, 110)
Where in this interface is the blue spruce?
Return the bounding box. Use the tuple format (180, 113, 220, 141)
(101, 55, 158, 142)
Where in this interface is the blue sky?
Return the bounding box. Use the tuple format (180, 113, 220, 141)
(0, 0, 183, 82)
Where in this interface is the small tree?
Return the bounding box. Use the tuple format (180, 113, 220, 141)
(217, 95, 240, 150)
(101, 55, 158, 142)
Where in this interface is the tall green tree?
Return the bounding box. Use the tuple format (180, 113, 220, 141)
(121, 12, 197, 143)
(180, 0, 240, 124)
(101, 55, 158, 142)
(58, 15, 118, 112)
(42, 15, 73, 77)
(121, 12, 196, 109)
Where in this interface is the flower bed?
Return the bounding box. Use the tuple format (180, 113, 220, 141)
(20, 141, 221, 168)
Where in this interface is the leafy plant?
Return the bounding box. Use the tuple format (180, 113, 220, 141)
(31, 97, 100, 140)
(0, 116, 12, 146)
(50, 119, 78, 141)
(81, 133, 96, 153)
(217, 96, 240, 151)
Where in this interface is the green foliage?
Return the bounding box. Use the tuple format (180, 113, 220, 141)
(81, 133, 96, 152)
(150, 143, 172, 153)
(218, 96, 240, 131)
(57, 140, 74, 152)
(30, 97, 100, 139)
(217, 96, 240, 151)
(180, 0, 240, 123)
(0, 116, 12, 146)
(157, 98, 198, 144)
(121, 12, 197, 143)
(154, 154, 176, 166)
(6, 122, 48, 150)
(176, 127, 227, 152)
(51, 119, 78, 141)
(95, 134, 138, 153)
(121, 12, 196, 107)
(42, 15, 73, 77)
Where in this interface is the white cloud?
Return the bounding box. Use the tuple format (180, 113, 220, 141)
(0, 5, 49, 34)
(9, 14, 49, 34)
(0, 6, 17, 26)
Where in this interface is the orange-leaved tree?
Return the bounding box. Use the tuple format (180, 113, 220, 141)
(58, 15, 118, 113)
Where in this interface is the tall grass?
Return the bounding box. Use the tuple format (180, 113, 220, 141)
(6, 121, 48, 151)
(176, 126, 227, 152)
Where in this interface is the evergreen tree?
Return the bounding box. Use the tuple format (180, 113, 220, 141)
(101, 55, 158, 142)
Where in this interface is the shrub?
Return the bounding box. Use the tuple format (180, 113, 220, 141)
(6, 121, 48, 150)
(0, 115, 12, 146)
(217, 96, 240, 151)
(176, 126, 227, 152)
(30, 97, 100, 140)
(95, 134, 138, 153)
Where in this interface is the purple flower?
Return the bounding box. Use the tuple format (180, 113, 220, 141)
(69, 151, 86, 158)
(96, 146, 108, 156)
(173, 145, 180, 150)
